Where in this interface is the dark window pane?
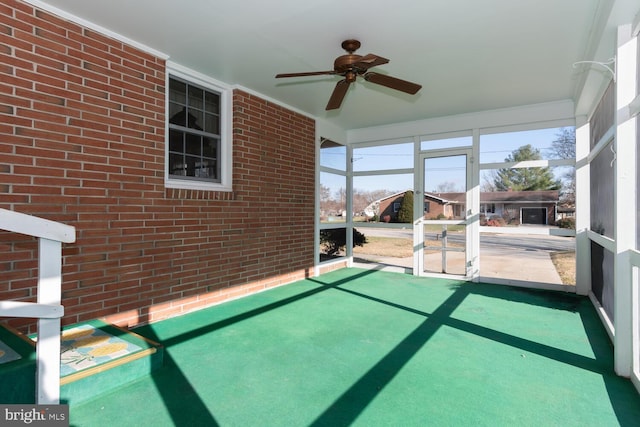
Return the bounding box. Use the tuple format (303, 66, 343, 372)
(169, 130, 184, 153)
(169, 79, 186, 105)
(195, 160, 211, 178)
(169, 103, 185, 124)
(204, 113, 219, 134)
(186, 108, 203, 130)
(188, 85, 204, 110)
(185, 134, 201, 156)
(198, 160, 216, 179)
(169, 108, 191, 127)
(183, 155, 200, 177)
(205, 92, 219, 114)
(203, 138, 218, 158)
(169, 152, 186, 176)
(176, 156, 214, 180)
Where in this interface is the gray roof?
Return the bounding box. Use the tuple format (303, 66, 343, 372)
(426, 191, 559, 204)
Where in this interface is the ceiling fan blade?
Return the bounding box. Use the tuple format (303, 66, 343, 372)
(353, 54, 389, 70)
(364, 72, 422, 94)
(275, 71, 336, 78)
(326, 79, 350, 110)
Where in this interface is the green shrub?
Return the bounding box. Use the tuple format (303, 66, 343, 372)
(487, 217, 506, 226)
(319, 228, 367, 256)
(556, 217, 575, 229)
(397, 191, 414, 223)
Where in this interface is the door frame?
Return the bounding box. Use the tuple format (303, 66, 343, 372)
(414, 147, 478, 279)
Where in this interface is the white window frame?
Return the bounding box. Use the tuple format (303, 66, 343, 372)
(165, 62, 233, 192)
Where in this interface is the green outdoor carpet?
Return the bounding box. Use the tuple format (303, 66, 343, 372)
(69, 268, 640, 426)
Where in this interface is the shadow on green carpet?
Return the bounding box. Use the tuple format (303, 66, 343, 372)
(69, 268, 640, 426)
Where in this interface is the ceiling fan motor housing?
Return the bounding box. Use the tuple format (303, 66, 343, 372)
(335, 55, 363, 74)
(335, 39, 364, 74)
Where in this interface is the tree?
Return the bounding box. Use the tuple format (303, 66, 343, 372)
(320, 184, 331, 204)
(548, 127, 576, 204)
(493, 144, 561, 191)
(480, 174, 497, 192)
(435, 181, 458, 192)
(396, 190, 414, 223)
(549, 127, 575, 159)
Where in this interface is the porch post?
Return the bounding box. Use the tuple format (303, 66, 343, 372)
(614, 23, 637, 377)
(574, 117, 591, 296)
(346, 144, 354, 266)
(413, 136, 424, 276)
(470, 128, 481, 280)
(314, 136, 321, 276)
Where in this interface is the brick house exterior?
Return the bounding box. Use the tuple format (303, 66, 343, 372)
(0, 0, 315, 332)
(376, 190, 559, 224)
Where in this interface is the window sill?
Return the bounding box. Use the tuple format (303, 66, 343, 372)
(165, 179, 232, 193)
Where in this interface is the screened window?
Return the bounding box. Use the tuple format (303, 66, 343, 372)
(590, 140, 615, 238)
(353, 142, 413, 171)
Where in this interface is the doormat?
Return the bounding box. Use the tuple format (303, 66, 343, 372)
(0, 340, 21, 364)
(59, 324, 143, 377)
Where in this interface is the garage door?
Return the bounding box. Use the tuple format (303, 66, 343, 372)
(522, 208, 546, 225)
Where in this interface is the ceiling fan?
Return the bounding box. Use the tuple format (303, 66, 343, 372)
(275, 39, 422, 110)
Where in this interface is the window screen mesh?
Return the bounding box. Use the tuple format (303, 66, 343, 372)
(590, 140, 615, 238)
(590, 82, 614, 149)
(590, 241, 615, 322)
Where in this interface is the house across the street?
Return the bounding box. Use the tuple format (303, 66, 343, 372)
(374, 190, 561, 225)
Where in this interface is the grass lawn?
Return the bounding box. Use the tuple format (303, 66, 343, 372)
(353, 236, 463, 258)
(353, 236, 414, 257)
(353, 236, 575, 284)
(550, 250, 576, 285)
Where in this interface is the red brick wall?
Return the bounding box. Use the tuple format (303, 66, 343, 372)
(378, 195, 403, 222)
(379, 196, 450, 221)
(0, 1, 315, 332)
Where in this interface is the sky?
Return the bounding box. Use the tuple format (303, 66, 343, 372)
(321, 126, 573, 196)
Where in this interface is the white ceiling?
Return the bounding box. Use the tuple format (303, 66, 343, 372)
(32, 0, 638, 131)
